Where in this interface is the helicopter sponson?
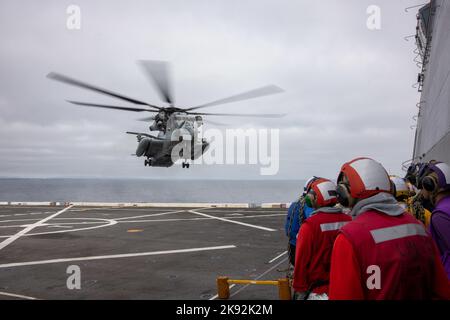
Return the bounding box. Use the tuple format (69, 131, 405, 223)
(136, 136, 209, 167)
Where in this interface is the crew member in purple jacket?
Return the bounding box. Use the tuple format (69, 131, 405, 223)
(418, 161, 450, 279)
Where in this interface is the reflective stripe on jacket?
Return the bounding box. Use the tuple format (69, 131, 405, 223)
(340, 210, 439, 299)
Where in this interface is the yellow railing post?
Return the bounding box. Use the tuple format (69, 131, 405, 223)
(216, 277, 292, 300)
(278, 278, 291, 300)
(217, 276, 230, 299)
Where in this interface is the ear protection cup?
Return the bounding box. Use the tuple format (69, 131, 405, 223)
(305, 194, 313, 207)
(422, 175, 438, 192)
(305, 189, 316, 208)
(336, 183, 350, 207)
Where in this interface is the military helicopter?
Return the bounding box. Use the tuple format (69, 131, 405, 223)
(47, 61, 285, 168)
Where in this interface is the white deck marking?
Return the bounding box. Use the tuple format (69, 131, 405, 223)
(189, 209, 276, 232)
(0, 218, 110, 229)
(0, 218, 117, 239)
(46, 225, 73, 229)
(116, 213, 284, 224)
(205, 210, 285, 213)
(0, 205, 74, 251)
(0, 222, 103, 229)
(234, 214, 284, 219)
(0, 218, 46, 223)
(0, 291, 38, 300)
(118, 218, 209, 223)
(113, 209, 187, 221)
(268, 251, 287, 264)
(0, 245, 236, 268)
(0, 211, 56, 218)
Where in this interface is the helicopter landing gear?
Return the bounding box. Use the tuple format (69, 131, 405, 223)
(182, 161, 190, 169)
(144, 158, 152, 167)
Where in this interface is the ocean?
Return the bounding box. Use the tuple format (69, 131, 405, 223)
(0, 178, 305, 204)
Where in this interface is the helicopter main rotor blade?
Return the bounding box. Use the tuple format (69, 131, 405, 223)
(47, 72, 162, 110)
(184, 85, 284, 111)
(188, 111, 286, 118)
(138, 60, 174, 105)
(67, 100, 158, 112)
(137, 116, 156, 121)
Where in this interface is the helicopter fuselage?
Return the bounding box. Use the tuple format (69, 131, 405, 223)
(135, 112, 209, 168)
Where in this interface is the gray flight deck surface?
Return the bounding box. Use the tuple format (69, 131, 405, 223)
(0, 205, 288, 300)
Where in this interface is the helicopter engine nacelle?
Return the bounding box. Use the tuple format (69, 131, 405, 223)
(135, 137, 164, 157)
(136, 138, 150, 157)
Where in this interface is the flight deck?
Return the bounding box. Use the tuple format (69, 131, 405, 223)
(0, 204, 288, 300)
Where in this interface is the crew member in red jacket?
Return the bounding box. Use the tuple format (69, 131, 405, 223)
(329, 157, 450, 300)
(293, 178, 352, 300)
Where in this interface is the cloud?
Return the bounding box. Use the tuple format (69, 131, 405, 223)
(0, 0, 424, 179)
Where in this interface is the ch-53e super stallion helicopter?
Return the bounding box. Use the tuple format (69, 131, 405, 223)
(47, 61, 285, 168)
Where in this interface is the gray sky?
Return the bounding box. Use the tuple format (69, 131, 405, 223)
(0, 0, 424, 180)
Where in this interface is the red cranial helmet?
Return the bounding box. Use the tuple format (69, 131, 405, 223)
(306, 178, 338, 208)
(303, 176, 321, 195)
(336, 157, 392, 206)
